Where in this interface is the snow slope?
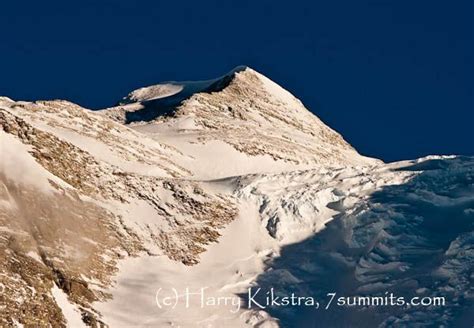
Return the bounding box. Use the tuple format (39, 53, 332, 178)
(247, 156, 474, 327)
(95, 156, 474, 327)
(95, 201, 279, 327)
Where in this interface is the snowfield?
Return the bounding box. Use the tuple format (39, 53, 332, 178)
(244, 156, 474, 327)
(0, 67, 472, 327)
(94, 156, 474, 327)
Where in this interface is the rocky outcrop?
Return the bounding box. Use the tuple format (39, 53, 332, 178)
(0, 103, 237, 326)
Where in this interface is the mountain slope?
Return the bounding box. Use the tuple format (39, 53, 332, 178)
(0, 68, 471, 327)
(0, 99, 237, 326)
(94, 156, 474, 327)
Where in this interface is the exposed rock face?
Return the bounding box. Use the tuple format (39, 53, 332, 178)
(0, 175, 120, 327)
(0, 96, 238, 326)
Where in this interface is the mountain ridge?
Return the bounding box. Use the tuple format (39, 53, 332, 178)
(101, 67, 379, 179)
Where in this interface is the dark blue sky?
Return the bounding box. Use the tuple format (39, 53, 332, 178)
(0, 0, 472, 161)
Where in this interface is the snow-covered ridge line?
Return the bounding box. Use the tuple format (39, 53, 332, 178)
(120, 65, 248, 105)
(104, 66, 248, 123)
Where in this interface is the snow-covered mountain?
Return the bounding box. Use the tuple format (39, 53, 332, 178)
(102, 67, 378, 179)
(0, 67, 472, 327)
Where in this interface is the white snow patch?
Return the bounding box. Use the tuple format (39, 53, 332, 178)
(125, 84, 184, 102)
(51, 285, 86, 327)
(134, 124, 309, 180)
(26, 251, 43, 263)
(95, 201, 279, 327)
(0, 131, 56, 192)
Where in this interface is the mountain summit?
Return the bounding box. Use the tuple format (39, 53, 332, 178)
(102, 67, 378, 178)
